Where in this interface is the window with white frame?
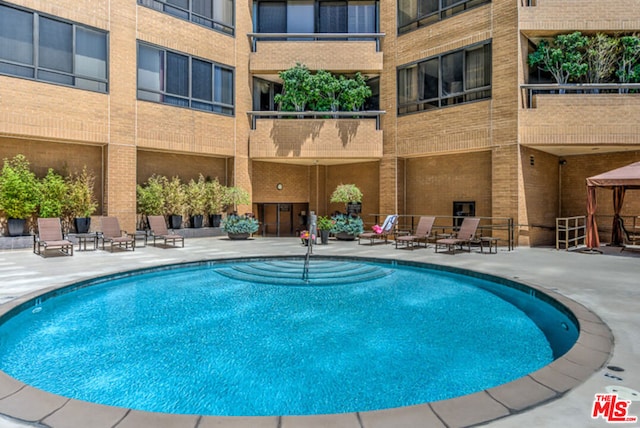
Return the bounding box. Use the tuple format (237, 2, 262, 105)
(0, 2, 108, 93)
(137, 42, 234, 115)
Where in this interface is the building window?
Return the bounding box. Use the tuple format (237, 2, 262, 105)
(138, 0, 234, 36)
(397, 41, 491, 115)
(0, 2, 108, 93)
(398, 0, 490, 34)
(137, 42, 234, 115)
(254, 0, 378, 34)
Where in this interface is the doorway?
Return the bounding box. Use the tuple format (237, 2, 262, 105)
(255, 203, 309, 237)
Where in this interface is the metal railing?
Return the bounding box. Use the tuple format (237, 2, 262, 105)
(521, 83, 640, 109)
(247, 32, 386, 52)
(247, 110, 386, 130)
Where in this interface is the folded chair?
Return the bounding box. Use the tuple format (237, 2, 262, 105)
(396, 216, 435, 250)
(147, 215, 185, 248)
(100, 216, 135, 252)
(358, 214, 398, 245)
(33, 218, 74, 257)
(435, 217, 480, 254)
(618, 217, 640, 253)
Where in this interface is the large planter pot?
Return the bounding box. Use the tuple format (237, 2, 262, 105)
(74, 217, 91, 234)
(228, 232, 250, 240)
(319, 229, 330, 244)
(336, 232, 356, 241)
(169, 215, 183, 229)
(209, 214, 222, 228)
(191, 215, 203, 228)
(7, 218, 26, 236)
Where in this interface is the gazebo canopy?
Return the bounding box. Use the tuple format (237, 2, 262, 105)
(586, 161, 640, 249)
(586, 161, 640, 188)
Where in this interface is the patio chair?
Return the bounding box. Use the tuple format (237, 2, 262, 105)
(147, 215, 184, 248)
(435, 217, 480, 254)
(358, 214, 398, 245)
(33, 218, 74, 257)
(100, 216, 135, 252)
(395, 216, 435, 250)
(618, 217, 640, 253)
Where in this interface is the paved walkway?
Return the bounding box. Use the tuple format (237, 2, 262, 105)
(0, 237, 638, 428)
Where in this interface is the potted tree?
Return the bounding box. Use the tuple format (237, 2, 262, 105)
(224, 185, 251, 214)
(205, 178, 228, 227)
(65, 166, 98, 233)
(38, 168, 68, 219)
(136, 174, 165, 230)
(185, 174, 208, 228)
(316, 215, 334, 244)
(0, 154, 39, 236)
(330, 183, 363, 215)
(221, 214, 259, 240)
(162, 176, 186, 229)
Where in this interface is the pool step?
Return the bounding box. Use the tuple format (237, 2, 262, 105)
(215, 260, 392, 286)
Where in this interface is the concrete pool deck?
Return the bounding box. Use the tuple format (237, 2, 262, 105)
(0, 236, 637, 428)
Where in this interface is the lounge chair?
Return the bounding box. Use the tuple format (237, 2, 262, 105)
(618, 217, 640, 253)
(435, 217, 480, 254)
(358, 214, 398, 245)
(100, 216, 135, 252)
(33, 218, 74, 257)
(147, 215, 185, 248)
(395, 216, 435, 250)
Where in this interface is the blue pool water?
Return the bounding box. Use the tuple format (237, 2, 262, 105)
(0, 258, 577, 416)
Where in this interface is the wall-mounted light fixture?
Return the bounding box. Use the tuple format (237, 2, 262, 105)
(276, 183, 283, 190)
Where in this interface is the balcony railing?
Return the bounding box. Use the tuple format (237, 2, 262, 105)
(247, 33, 385, 52)
(521, 83, 640, 108)
(247, 110, 385, 130)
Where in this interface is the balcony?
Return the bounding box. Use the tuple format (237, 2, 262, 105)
(519, 84, 640, 154)
(248, 33, 384, 74)
(519, 0, 640, 33)
(248, 111, 384, 164)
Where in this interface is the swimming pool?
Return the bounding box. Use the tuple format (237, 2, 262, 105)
(0, 257, 578, 416)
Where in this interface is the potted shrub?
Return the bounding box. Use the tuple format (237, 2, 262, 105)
(316, 215, 333, 245)
(137, 174, 165, 230)
(38, 168, 68, 219)
(0, 154, 39, 236)
(162, 176, 186, 229)
(330, 214, 364, 241)
(330, 183, 363, 215)
(186, 174, 208, 228)
(205, 178, 228, 227)
(65, 166, 98, 233)
(221, 214, 259, 240)
(224, 186, 251, 213)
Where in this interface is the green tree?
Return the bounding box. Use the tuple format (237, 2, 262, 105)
(528, 32, 589, 84)
(585, 33, 620, 84)
(0, 154, 39, 219)
(339, 72, 372, 111)
(274, 63, 314, 112)
(38, 168, 68, 218)
(136, 174, 165, 216)
(185, 174, 208, 217)
(64, 166, 98, 218)
(162, 176, 187, 217)
(616, 35, 640, 84)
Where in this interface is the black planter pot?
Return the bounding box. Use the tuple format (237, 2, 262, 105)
(191, 215, 204, 228)
(319, 229, 330, 244)
(74, 217, 91, 234)
(209, 214, 222, 227)
(169, 215, 183, 229)
(346, 202, 362, 215)
(7, 218, 26, 236)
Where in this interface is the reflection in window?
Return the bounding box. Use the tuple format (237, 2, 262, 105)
(138, 0, 234, 35)
(254, 0, 379, 34)
(397, 41, 491, 114)
(0, 3, 108, 92)
(398, 0, 490, 34)
(137, 42, 234, 115)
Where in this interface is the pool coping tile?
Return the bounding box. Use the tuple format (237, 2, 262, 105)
(281, 412, 361, 428)
(42, 399, 129, 428)
(486, 376, 558, 412)
(199, 415, 279, 428)
(115, 410, 199, 428)
(430, 391, 510, 427)
(358, 404, 446, 428)
(0, 386, 68, 422)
